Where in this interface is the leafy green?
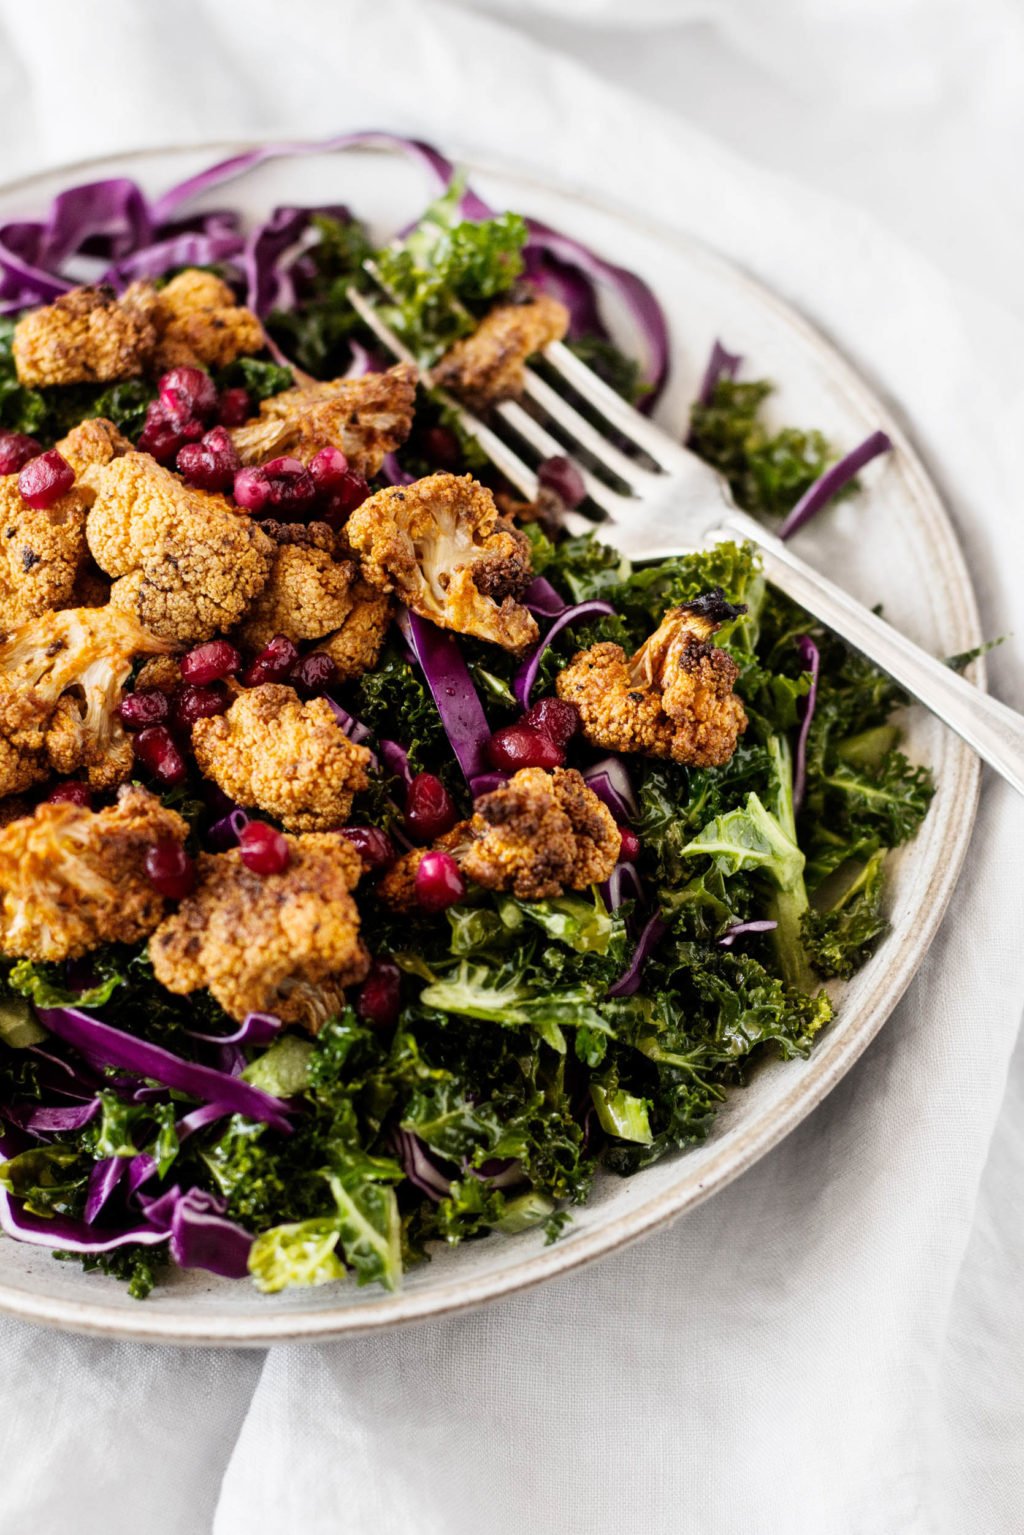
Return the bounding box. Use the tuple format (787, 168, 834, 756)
(803, 850, 889, 979)
(248, 1218, 346, 1294)
(265, 213, 375, 378)
(214, 356, 293, 402)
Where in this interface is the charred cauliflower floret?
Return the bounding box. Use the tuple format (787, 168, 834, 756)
(347, 473, 538, 653)
(236, 520, 358, 652)
(150, 269, 264, 372)
(462, 767, 619, 899)
(191, 683, 371, 832)
(228, 364, 417, 479)
(433, 293, 569, 405)
(0, 475, 90, 635)
(12, 283, 158, 386)
(85, 452, 273, 643)
(321, 578, 392, 683)
(0, 785, 188, 962)
(556, 592, 749, 768)
(0, 604, 174, 794)
(149, 834, 369, 1028)
(55, 417, 133, 478)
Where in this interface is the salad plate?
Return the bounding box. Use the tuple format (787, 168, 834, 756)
(0, 139, 982, 1345)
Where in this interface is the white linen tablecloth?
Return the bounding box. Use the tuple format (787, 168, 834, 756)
(0, 3, 1020, 1531)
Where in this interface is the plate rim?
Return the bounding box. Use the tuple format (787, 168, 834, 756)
(0, 139, 983, 1346)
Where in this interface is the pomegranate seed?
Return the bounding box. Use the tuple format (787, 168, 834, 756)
(421, 425, 461, 469)
(618, 827, 641, 862)
(414, 850, 465, 912)
(176, 426, 240, 492)
(404, 773, 457, 843)
(133, 725, 187, 786)
(538, 456, 586, 510)
(46, 781, 92, 808)
(117, 688, 170, 730)
(241, 634, 299, 687)
(308, 445, 349, 492)
(138, 401, 202, 464)
(239, 820, 290, 876)
(18, 450, 74, 510)
(338, 825, 396, 873)
(181, 639, 241, 686)
(0, 431, 41, 476)
(172, 681, 230, 730)
(288, 651, 336, 697)
(158, 367, 218, 424)
(217, 387, 252, 427)
(487, 724, 563, 773)
(263, 456, 317, 517)
(233, 465, 272, 513)
(356, 958, 401, 1029)
(144, 839, 195, 900)
(521, 697, 579, 751)
(320, 470, 370, 527)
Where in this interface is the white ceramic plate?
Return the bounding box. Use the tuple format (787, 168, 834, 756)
(0, 142, 982, 1345)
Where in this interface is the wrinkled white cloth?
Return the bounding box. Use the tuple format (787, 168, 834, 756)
(0, 3, 1021, 1532)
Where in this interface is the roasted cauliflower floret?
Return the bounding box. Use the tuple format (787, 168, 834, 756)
(0, 474, 90, 635)
(149, 834, 370, 1028)
(347, 473, 538, 653)
(151, 269, 264, 372)
(236, 520, 358, 652)
(556, 592, 748, 768)
(12, 283, 158, 386)
(55, 417, 133, 478)
(0, 604, 173, 795)
(321, 578, 392, 683)
(433, 292, 569, 405)
(85, 451, 273, 644)
(462, 768, 619, 899)
(228, 364, 416, 479)
(0, 785, 189, 962)
(191, 683, 371, 832)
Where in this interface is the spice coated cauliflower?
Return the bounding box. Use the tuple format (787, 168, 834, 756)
(85, 452, 274, 643)
(149, 834, 369, 1028)
(347, 472, 538, 653)
(556, 592, 749, 768)
(235, 520, 359, 653)
(191, 684, 372, 832)
(433, 292, 569, 404)
(0, 785, 188, 962)
(228, 364, 417, 478)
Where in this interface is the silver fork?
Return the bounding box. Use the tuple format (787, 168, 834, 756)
(348, 284, 1024, 798)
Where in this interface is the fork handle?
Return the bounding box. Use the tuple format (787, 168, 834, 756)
(722, 511, 1024, 797)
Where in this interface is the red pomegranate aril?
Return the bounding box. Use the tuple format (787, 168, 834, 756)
(233, 465, 272, 513)
(138, 400, 203, 463)
(181, 639, 241, 686)
(538, 455, 586, 510)
(338, 825, 396, 873)
(176, 427, 240, 491)
(145, 839, 196, 900)
(133, 725, 187, 786)
(421, 424, 461, 469)
(0, 431, 41, 476)
(117, 688, 170, 730)
(264, 456, 317, 517)
(239, 819, 290, 876)
(217, 387, 252, 427)
(414, 850, 466, 912)
(18, 450, 75, 510)
(46, 781, 92, 808)
(618, 827, 641, 862)
(404, 772, 457, 843)
(241, 634, 299, 687)
(521, 697, 579, 751)
(308, 445, 349, 492)
(487, 724, 563, 773)
(320, 470, 370, 527)
(172, 681, 230, 730)
(158, 366, 218, 424)
(289, 651, 337, 697)
(356, 958, 401, 1029)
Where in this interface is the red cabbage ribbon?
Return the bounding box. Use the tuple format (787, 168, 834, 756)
(513, 599, 615, 709)
(607, 912, 668, 998)
(718, 919, 779, 948)
(778, 430, 893, 541)
(396, 607, 495, 793)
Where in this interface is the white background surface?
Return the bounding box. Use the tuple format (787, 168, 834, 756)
(0, 2, 1021, 1531)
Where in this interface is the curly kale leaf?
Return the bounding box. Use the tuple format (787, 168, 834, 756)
(803, 850, 889, 979)
(213, 356, 293, 402)
(689, 377, 843, 521)
(265, 213, 375, 378)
